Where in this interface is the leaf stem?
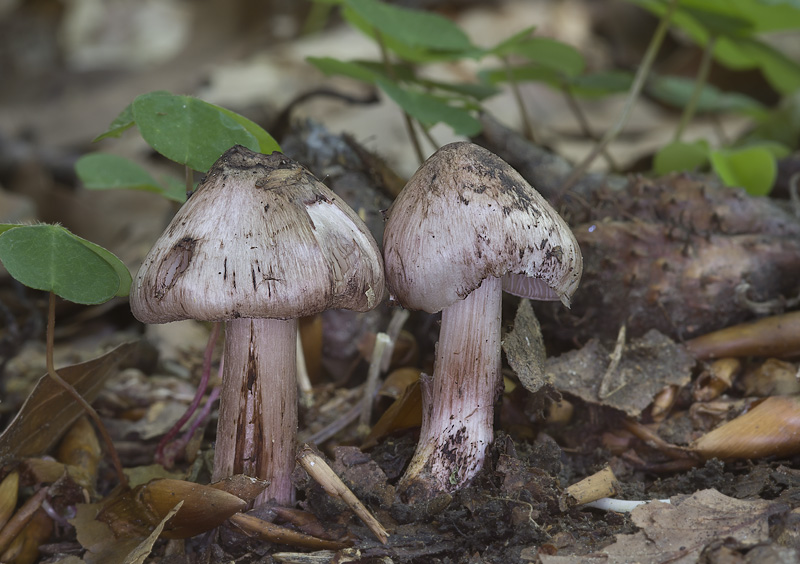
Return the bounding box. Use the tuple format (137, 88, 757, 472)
(375, 30, 425, 164)
(558, 0, 679, 195)
(562, 86, 619, 171)
(155, 322, 221, 467)
(673, 35, 717, 142)
(46, 292, 127, 488)
(185, 165, 194, 198)
(503, 56, 537, 143)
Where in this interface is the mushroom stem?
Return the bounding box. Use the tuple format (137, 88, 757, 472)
(399, 276, 503, 500)
(213, 317, 298, 506)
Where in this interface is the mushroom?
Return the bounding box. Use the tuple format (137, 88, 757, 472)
(131, 145, 385, 505)
(383, 142, 582, 501)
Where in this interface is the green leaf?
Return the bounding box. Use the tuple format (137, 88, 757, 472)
(502, 37, 585, 78)
(479, 65, 565, 89)
(76, 153, 160, 191)
(0, 225, 124, 304)
(214, 105, 281, 155)
(653, 140, 710, 175)
(717, 37, 800, 95)
(375, 77, 481, 136)
(342, 0, 474, 52)
(569, 71, 635, 97)
(131, 92, 274, 172)
(162, 176, 192, 203)
(679, 4, 754, 36)
(418, 78, 499, 101)
(75, 153, 187, 203)
(645, 75, 764, 114)
(92, 103, 136, 142)
(487, 26, 537, 56)
(709, 146, 777, 196)
(307, 57, 381, 83)
(72, 235, 133, 297)
(629, 0, 800, 95)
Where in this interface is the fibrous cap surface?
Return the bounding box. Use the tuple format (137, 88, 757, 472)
(131, 145, 385, 323)
(383, 142, 582, 313)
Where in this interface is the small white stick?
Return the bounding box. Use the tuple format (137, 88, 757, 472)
(585, 497, 671, 512)
(360, 333, 391, 430)
(381, 309, 410, 372)
(297, 445, 389, 544)
(296, 332, 313, 407)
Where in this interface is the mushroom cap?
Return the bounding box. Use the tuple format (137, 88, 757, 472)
(131, 146, 385, 324)
(383, 142, 582, 313)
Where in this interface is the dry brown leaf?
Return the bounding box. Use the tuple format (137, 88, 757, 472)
(541, 489, 782, 564)
(546, 331, 693, 417)
(361, 378, 421, 450)
(0, 342, 138, 463)
(503, 299, 549, 395)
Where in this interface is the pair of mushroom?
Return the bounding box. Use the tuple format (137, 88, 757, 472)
(130, 142, 582, 505)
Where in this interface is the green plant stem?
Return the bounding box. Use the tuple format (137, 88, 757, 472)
(673, 35, 717, 142)
(45, 292, 128, 489)
(375, 31, 425, 164)
(503, 56, 537, 144)
(558, 0, 679, 195)
(302, 1, 333, 36)
(562, 87, 619, 171)
(419, 121, 439, 151)
(185, 165, 193, 197)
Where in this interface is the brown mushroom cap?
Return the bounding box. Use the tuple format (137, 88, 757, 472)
(383, 142, 582, 313)
(130, 146, 385, 323)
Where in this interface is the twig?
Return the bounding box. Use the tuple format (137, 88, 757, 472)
(297, 445, 389, 544)
(229, 513, 350, 550)
(673, 35, 717, 142)
(376, 31, 425, 164)
(381, 309, 410, 372)
(359, 333, 391, 430)
(0, 486, 48, 555)
(598, 324, 626, 399)
(156, 322, 221, 468)
(503, 55, 537, 143)
(558, 0, 680, 195)
(297, 332, 314, 407)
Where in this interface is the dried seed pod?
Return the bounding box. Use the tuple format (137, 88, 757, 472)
(378, 367, 422, 400)
(693, 358, 740, 402)
(689, 399, 739, 431)
(651, 385, 679, 421)
(0, 508, 51, 564)
(686, 311, 800, 360)
(546, 399, 574, 425)
(56, 416, 101, 488)
(691, 396, 800, 460)
(0, 472, 19, 533)
(741, 358, 800, 397)
(98, 478, 247, 539)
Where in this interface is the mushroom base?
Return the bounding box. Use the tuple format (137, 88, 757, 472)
(213, 317, 298, 506)
(398, 276, 503, 502)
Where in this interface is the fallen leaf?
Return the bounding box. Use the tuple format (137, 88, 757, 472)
(0, 342, 138, 463)
(503, 299, 548, 394)
(541, 489, 784, 564)
(546, 331, 693, 417)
